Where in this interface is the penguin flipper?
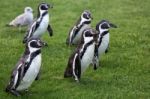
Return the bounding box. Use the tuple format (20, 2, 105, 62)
(23, 22, 38, 43)
(75, 54, 81, 80)
(93, 44, 99, 70)
(47, 24, 53, 36)
(67, 26, 78, 45)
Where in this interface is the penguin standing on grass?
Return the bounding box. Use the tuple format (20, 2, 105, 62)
(93, 20, 117, 67)
(66, 10, 93, 45)
(23, 3, 53, 44)
(5, 38, 46, 96)
(64, 28, 99, 82)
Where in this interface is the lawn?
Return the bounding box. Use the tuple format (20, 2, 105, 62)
(0, 0, 149, 99)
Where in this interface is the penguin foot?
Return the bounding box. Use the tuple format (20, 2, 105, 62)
(75, 78, 80, 83)
(5, 88, 21, 96)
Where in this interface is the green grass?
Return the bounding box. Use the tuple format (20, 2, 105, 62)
(0, 0, 150, 99)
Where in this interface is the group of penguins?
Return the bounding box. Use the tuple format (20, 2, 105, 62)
(5, 2, 117, 96)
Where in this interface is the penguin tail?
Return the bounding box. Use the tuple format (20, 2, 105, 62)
(64, 58, 73, 78)
(64, 66, 72, 78)
(75, 55, 81, 79)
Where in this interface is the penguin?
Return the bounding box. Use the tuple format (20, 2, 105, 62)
(7, 7, 33, 27)
(93, 20, 117, 67)
(66, 10, 93, 45)
(23, 3, 53, 44)
(64, 28, 99, 82)
(5, 37, 46, 96)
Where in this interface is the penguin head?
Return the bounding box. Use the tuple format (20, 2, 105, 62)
(24, 7, 33, 13)
(82, 29, 99, 43)
(27, 38, 45, 52)
(96, 20, 117, 32)
(38, 3, 52, 12)
(81, 10, 92, 23)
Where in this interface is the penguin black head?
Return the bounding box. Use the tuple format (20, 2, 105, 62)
(26, 38, 46, 52)
(38, 2, 53, 11)
(82, 10, 92, 19)
(81, 10, 92, 23)
(96, 20, 117, 32)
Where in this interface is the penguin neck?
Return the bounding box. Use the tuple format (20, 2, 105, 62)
(24, 45, 41, 55)
(97, 29, 109, 47)
(79, 34, 93, 45)
(80, 37, 95, 59)
(37, 10, 48, 18)
(84, 37, 94, 44)
(77, 17, 91, 28)
(99, 28, 108, 34)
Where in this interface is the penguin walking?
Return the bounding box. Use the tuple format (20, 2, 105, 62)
(5, 37, 46, 96)
(7, 7, 33, 27)
(66, 10, 93, 45)
(93, 20, 117, 67)
(23, 3, 53, 44)
(64, 28, 99, 82)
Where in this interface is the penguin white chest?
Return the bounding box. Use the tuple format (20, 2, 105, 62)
(16, 54, 42, 91)
(33, 14, 49, 37)
(73, 24, 91, 44)
(81, 43, 95, 73)
(98, 34, 109, 56)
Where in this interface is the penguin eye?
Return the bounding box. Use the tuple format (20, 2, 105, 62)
(30, 41, 40, 48)
(83, 13, 90, 19)
(84, 31, 93, 37)
(101, 23, 109, 29)
(40, 5, 48, 10)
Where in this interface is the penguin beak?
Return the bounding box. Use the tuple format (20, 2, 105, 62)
(38, 41, 47, 47)
(41, 42, 48, 47)
(109, 23, 117, 28)
(89, 14, 93, 20)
